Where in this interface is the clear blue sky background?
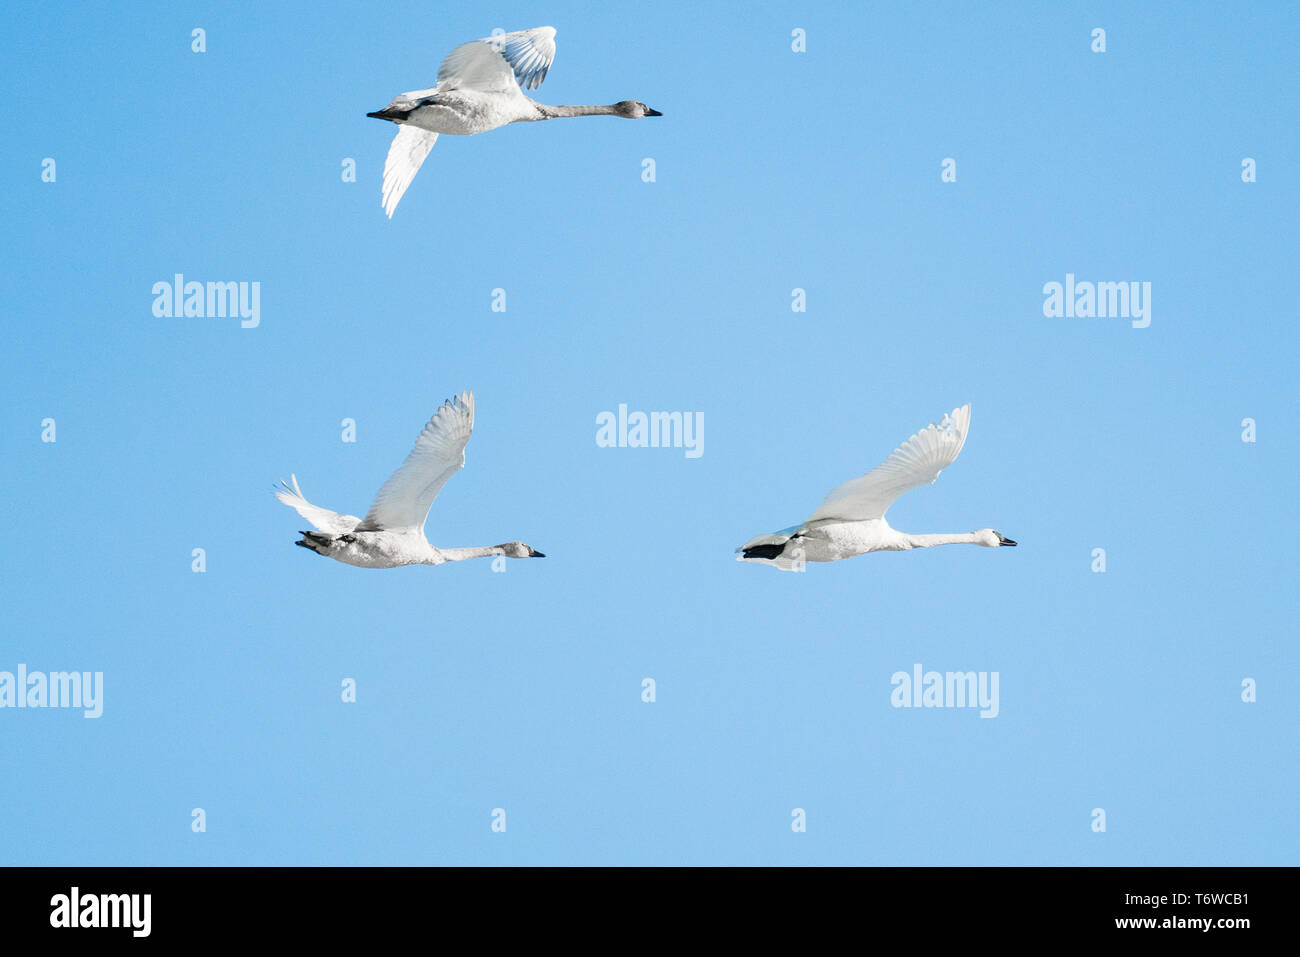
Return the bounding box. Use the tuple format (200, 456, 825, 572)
(2, 1, 1296, 865)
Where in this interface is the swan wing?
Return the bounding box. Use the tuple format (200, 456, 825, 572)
(437, 26, 557, 93)
(381, 125, 438, 218)
(806, 404, 972, 523)
(274, 475, 362, 534)
(355, 391, 475, 533)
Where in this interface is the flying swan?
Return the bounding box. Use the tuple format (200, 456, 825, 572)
(367, 25, 662, 217)
(736, 404, 1016, 570)
(275, 391, 545, 567)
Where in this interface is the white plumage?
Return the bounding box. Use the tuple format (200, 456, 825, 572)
(807, 404, 971, 523)
(737, 404, 1016, 570)
(275, 391, 545, 568)
(368, 26, 661, 216)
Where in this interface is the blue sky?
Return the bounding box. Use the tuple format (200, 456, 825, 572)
(1, 0, 1296, 865)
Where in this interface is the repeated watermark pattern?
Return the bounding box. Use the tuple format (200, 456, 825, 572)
(891, 664, 999, 718)
(0, 665, 103, 718)
(1042, 274, 1151, 328)
(152, 275, 260, 328)
(596, 405, 703, 458)
(5, 13, 1287, 878)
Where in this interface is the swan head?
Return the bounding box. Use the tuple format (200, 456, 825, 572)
(500, 542, 546, 558)
(975, 529, 1017, 547)
(614, 100, 662, 118)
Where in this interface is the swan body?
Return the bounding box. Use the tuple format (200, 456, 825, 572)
(275, 391, 544, 568)
(368, 26, 661, 216)
(737, 404, 1015, 571)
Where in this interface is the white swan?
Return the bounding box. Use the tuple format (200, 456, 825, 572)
(275, 391, 545, 567)
(736, 404, 1016, 570)
(367, 25, 661, 216)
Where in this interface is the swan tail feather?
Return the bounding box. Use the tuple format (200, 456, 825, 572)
(296, 530, 334, 555)
(736, 529, 794, 553)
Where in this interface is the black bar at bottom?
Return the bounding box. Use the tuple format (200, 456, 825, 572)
(0, 866, 1283, 942)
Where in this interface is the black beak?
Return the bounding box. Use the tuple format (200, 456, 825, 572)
(530, 549, 546, 558)
(646, 108, 663, 117)
(997, 535, 1017, 547)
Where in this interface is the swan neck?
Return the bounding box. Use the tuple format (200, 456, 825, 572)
(903, 532, 981, 548)
(538, 103, 619, 119)
(436, 545, 503, 563)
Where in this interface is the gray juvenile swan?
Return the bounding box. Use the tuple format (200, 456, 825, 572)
(367, 25, 661, 216)
(737, 404, 1016, 571)
(275, 391, 545, 568)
